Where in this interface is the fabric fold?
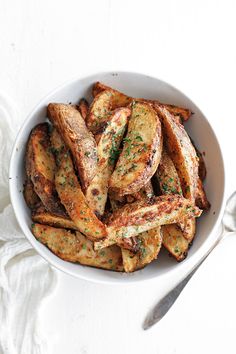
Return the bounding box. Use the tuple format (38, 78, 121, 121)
(0, 93, 56, 354)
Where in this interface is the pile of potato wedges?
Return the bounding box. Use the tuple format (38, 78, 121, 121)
(24, 82, 210, 272)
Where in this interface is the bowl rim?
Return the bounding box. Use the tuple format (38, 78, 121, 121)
(9, 70, 226, 285)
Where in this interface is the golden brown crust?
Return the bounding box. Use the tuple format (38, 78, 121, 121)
(109, 183, 154, 254)
(196, 148, 207, 182)
(156, 148, 183, 196)
(92, 82, 192, 122)
(195, 179, 210, 210)
(156, 148, 196, 241)
(47, 103, 97, 190)
(32, 205, 77, 230)
(25, 123, 65, 214)
(23, 178, 41, 210)
(155, 106, 199, 201)
(109, 102, 163, 197)
(87, 89, 132, 134)
(122, 227, 162, 272)
(77, 98, 89, 120)
(55, 148, 107, 241)
(94, 195, 202, 250)
(85, 107, 130, 216)
(32, 223, 123, 271)
(162, 104, 192, 122)
(162, 224, 193, 261)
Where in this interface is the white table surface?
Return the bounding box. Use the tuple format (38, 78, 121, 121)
(1, 0, 236, 353)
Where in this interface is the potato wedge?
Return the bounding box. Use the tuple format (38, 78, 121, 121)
(25, 123, 65, 214)
(47, 103, 97, 190)
(122, 226, 162, 272)
(162, 224, 192, 261)
(156, 149, 182, 196)
(92, 82, 192, 122)
(78, 98, 89, 120)
(55, 149, 107, 241)
(85, 107, 130, 216)
(195, 179, 210, 210)
(109, 182, 154, 254)
(32, 205, 77, 230)
(87, 89, 132, 134)
(109, 182, 155, 255)
(109, 102, 163, 197)
(32, 223, 123, 271)
(50, 126, 66, 154)
(23, 178, 40, 210)
(126, 181, 154, 203)
(155, 106, 199, 201)
(156, 148, 196, 241)
(32, 206, 140, 251)
(195, 147, 207, 182)
(94, 195, 202, 250)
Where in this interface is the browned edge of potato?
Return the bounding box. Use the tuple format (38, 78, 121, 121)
(53, 132, 107, 241)
(122, 227, 162, 272)
(25, 123, 66, 215)
(23, 178, 41, 210)
(109, 102, 163, 197)
(95, 195, 202, 250)
(48, 103, 98, 190)
(87, 89, 132, 134)
(32, 205, 77, 230)
(85, 107, 130, 216)
(32, 223, 123, 271)
(92, 81, 192, 122)
(155, 105, 199, 201)
(77, 98, 89, 120)
(162, 224, 192, 262)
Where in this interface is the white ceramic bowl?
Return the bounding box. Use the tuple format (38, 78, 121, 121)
(9, 71, 225, 284)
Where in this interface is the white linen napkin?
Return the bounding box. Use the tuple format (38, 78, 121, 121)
(0, 93, 56, 354)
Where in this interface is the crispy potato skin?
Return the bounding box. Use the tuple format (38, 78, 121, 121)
(156, 148, 196, 241)
(92, 82, 192, 122)
(25, 123, 65, 214)
(109, 102, 163, 197)
(122, 227, 162, 272)
(195, 147, 207, 181)
(32, 205, 77, 230)
(87, 89, 132, 134)
(156, 149, 183, 196)
(32, 223, 123, 271)
(195, 179, 210, 210)
(55, 149, 107, 241)
(109, 182, 154, 254)
(126, 181, 154, 203)
(23, 178, 40, 210)
(78, 98, 89, 120)
(94, 195, 202, 250)
(162, 224, 191, 261)
(107, 195, 201, 229)
(155, 106, 199, 201)
(85, 107, 130, 216)
(48, 103, 97, 190)
(50, 127, 66, 153)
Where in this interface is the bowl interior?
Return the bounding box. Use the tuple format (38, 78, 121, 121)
(9, 72, 225, 284)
